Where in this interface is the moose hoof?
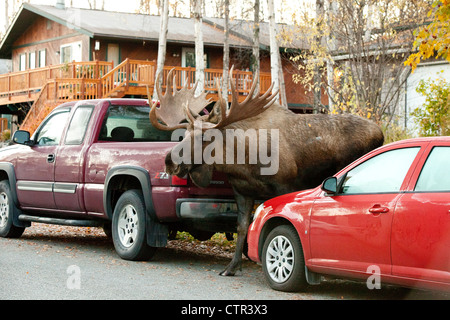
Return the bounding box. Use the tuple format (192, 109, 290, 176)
(219, 269, 236, 277)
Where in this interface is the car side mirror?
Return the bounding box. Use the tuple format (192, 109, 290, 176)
(321, 177, 337, 195)
(12, 130, 34, 146)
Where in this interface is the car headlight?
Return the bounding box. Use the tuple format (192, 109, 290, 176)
(252, 203, 265, 222)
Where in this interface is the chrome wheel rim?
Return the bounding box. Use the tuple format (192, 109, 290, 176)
(0, 192, 9, 228)
(266, 235, 294, 283)
(117, 204, 139, 248)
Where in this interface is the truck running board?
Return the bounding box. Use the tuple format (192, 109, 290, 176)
(18, 214, 103, 227)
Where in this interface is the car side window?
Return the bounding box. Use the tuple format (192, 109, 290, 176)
(35, 110, 70, 146)
(339, 147, 420, 194)
(415, 147, 450, 192)
(65, 106, 94, 145)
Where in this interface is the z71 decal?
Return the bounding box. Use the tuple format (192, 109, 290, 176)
(155, 172, 170, 179)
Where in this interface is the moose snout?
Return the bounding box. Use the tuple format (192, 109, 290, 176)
(165, 152, 189, 177)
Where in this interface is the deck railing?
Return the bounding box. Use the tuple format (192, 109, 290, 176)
(0, 61, 113, 104)
(0, 59, 272, 106)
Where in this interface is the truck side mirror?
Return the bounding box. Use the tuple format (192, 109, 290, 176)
(321, 177, 337, 195)
(12, 130, 33, 146)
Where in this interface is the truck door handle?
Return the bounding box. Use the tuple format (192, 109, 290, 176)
(369, 205, 389, 214)
(47, 154, 55, 163)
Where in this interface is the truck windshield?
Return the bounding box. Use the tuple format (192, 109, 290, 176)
(98, 105, 178, 142)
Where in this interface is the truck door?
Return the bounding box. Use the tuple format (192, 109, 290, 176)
(54, 105, 95, 213)
(15, 108, 71, 209)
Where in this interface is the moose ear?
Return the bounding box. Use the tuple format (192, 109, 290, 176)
(207, 100, 224, 124)
(189, 165, 213, 188)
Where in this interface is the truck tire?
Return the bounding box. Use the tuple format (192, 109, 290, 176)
(0, 180, 25, 238)
(112, 189, 156, 261)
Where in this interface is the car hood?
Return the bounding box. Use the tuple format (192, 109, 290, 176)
(264, 186, 322, 210)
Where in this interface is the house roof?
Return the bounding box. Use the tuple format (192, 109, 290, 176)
(0, 3, 307, 59)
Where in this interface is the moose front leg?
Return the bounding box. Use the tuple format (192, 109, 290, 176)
(220, 193, 254, 276)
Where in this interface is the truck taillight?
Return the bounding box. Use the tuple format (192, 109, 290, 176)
(171, 175, 188, 186)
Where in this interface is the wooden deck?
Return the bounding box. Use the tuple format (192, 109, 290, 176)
(0, 59, 271, 133)
(0, 59, 271, 106)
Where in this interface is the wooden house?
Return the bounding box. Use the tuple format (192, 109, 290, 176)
(0, 2, 315, 133)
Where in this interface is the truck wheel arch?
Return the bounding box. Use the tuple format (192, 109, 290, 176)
(104, 166, 155, 220)
(104, 166, 168, 248)
(0, 162, 30, 228)
(0, 162, 19, 206)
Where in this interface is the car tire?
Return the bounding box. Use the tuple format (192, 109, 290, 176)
(112, 189, 156, 261)
(0, 180, 25, 238)
(262, 224, 307, 292)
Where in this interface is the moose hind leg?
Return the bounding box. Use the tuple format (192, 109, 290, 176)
(220, 195, 254, 276)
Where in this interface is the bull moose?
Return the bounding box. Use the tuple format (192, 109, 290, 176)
(149, 68, 384, 276)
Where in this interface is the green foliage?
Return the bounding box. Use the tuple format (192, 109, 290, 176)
(411, 77, 450, 136)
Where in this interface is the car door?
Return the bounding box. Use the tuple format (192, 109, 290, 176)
(15, 108, 71, 209)
(54, 105, 95, 213)
(309, 145, 423, 276)
(392, 143, 450, 285)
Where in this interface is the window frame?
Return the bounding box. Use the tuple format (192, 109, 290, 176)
(64, 106, 94, 146)
(414, 146, 450, 193)
(336, 147, 421, 196)
(33, 108, 71, 146)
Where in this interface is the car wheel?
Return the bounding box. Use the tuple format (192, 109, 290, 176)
(112, 189, 156, 261)
(262, 224, 306, 292)
(0, 180, 25, 238)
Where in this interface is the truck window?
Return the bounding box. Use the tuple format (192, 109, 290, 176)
(98, 105, 176, 142)
(65, 106, 94, 145)
(34, 109, 70, 146)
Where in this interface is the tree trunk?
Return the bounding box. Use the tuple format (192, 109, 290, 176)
(313, 0, 324, 113)
(252, 0, 260, 97)
(194, 0, 205, 96)
(222, 0, 230, 105)
(153, 0, 169, 101)
(5, 0, 9, 31)
(267, 0, 287, 107)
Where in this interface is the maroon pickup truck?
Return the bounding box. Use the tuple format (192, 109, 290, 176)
(0, 99, 237, 260)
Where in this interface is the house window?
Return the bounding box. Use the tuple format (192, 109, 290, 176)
(29, 52, 36, 69)
(60, 41, 82, 63)
(38, 49, 46, 68)
(181, 47, 209, 86)
(19, 53, 26, 71)
(181, 47, 208, 68)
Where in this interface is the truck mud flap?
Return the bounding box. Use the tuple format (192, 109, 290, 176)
(146, 216, 168, 247)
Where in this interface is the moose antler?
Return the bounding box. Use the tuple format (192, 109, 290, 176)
(204, 66, 278, 130)
(149, 68, 212, 131)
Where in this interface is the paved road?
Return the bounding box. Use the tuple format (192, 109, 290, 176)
(1, 224, 448, 301)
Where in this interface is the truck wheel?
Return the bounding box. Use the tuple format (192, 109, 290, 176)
(112, 189, 156, 261)
(262, 224, 306, 292)
(0, 180, 25, 238)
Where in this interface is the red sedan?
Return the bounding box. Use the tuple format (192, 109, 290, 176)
(247, 137, 450, 292)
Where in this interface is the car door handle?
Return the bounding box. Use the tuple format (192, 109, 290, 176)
(47, 154, 55, 163)
(369, 205, 389, 214)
